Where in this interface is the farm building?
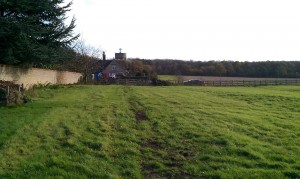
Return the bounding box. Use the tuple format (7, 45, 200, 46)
(92, 49, 128, 79)
(101, 59, 128, 78)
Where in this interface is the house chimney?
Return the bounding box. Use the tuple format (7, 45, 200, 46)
(115, 48, 126, 60)
(102, 51, 106, 61)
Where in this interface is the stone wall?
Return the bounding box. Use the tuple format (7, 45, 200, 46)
(0, 64, 82, 88)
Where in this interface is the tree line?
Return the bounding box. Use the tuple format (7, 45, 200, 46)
(136, 59, 300, 78)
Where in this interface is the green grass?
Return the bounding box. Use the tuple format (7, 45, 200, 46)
(0, 85, 300, 178)
(158, 75, 178, 81)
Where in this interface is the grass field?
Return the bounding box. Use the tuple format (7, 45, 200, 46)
(0, 85, 300, 178)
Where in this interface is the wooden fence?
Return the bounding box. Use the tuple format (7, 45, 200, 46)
(167, 79, 300, 86)
(92, 79, 152, 86)
(0, 81, 24, 105)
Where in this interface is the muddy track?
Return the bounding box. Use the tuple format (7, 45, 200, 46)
(121, 86, 196, 178)
(123, 86, 149, 122)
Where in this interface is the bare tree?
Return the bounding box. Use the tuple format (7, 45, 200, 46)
(74, 38, 102, 59)
(68, 38, 103, 83)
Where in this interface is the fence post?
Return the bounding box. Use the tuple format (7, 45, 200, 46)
(6, 86, 9, 105)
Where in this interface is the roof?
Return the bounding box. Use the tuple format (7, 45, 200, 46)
(102, 60, 128, 74)
(90, 60, 113, 74)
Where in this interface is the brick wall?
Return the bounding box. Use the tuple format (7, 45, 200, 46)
(0, 64, 82, 88)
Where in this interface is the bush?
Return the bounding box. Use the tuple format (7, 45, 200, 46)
(152, 78, 172, 86)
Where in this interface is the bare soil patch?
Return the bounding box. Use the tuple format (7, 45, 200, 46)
(135, 110, 148, 121)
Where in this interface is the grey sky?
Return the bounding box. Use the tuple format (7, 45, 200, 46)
(69, 0, 300, 61)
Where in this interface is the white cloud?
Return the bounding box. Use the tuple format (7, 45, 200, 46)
(68, 0, 300, 61)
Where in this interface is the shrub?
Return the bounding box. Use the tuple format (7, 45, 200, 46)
(152, 78, 172, 86)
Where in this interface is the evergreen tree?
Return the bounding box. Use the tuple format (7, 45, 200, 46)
(0, 0, 79, 65)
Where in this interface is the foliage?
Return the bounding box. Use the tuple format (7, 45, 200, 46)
(144, 59, 300, 78)
(126, 59, 154, 77)
(0, 85, 299, 178)
(57, 38, 103, 82)
(0, 0, 79, 65)
(151, 79, 172, 86)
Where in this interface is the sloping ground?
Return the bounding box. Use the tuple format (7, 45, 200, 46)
(0, 85, 299, 178)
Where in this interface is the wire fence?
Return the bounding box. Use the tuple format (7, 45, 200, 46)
(166, 79, 300, 86)
(85, 78, 300, 86)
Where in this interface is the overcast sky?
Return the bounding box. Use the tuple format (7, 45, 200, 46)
(68, 0, 300, 61)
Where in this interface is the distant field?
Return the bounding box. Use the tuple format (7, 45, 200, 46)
(0, 85, 300, 178)
(158, 75, 299, 81)
(158, 75, 178, 81)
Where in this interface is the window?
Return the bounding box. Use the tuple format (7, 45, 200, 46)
(112, 65, 116, 70)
